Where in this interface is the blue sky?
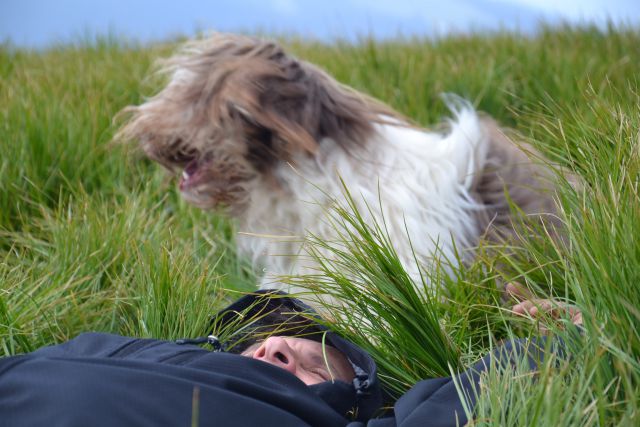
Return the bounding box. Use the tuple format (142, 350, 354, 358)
(2, 0, 639, 48)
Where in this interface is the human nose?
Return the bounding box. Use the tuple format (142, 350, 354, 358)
(253, 337, 297, 374)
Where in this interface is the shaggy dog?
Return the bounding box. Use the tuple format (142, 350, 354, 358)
(117, 33, 563, 294)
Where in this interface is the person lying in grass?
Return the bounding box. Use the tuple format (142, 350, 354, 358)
(0, 286, 582, 427)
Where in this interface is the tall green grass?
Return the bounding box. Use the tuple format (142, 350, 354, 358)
(1, 25, 639, 425)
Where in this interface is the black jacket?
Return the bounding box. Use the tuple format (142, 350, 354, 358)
(0, 293, 548, 426)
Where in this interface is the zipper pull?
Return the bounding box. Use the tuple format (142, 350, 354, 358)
(175, 335, 224, 352)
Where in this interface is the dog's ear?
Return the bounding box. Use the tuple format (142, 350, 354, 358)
(241, 71, 320, 157)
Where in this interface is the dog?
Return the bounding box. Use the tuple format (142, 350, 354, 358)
(116, 33, 564, 295)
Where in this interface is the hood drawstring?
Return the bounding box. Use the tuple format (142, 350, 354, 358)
(175, 335, 225, 352)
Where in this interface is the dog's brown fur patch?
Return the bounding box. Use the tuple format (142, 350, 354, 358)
(472, 117, 568, 243)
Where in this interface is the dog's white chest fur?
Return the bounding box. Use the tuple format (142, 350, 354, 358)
(238, 107, 487, 289)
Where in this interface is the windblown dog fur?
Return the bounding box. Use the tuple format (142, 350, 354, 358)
(117, 34, 563, 293)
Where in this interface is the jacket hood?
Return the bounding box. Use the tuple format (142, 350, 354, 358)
(209, 290, 383, 421)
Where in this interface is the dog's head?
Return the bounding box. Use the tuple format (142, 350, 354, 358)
(116, 34, 397, 212)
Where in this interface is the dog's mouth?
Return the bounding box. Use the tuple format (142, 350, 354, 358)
(179, 159, 208, 191)
(174, 154, 256, 211)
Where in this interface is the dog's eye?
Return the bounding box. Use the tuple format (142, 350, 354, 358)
(252, 126, 273, 146)
(239, 118, 272, 145)
(245, 124, 276, 171)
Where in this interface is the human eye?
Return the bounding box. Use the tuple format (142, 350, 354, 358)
(310, 368, 329, 382)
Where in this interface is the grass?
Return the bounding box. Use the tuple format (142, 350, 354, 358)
(1, 24, 639, 425)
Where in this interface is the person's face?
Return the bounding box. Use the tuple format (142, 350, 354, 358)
(241, 336, 355, 385)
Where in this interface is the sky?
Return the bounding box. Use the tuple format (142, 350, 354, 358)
(2, 0, 639, 48)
